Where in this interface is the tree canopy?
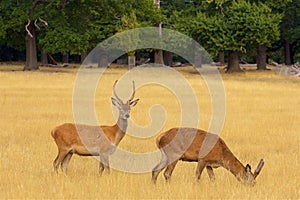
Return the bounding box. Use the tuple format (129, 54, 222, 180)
(0, 0, 299, 71)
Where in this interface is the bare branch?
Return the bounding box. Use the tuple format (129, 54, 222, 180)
(34, 17, 48, 30)
(240, 46, 247, 53)
(34, 19, 40, 30)
(25, 19, 33, 38)
(30, 0, 40, 17)
(39, 17, 48, 26)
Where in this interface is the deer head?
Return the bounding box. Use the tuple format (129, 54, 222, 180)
(111, 80, 139, 120)
(243, 159, 265, 186)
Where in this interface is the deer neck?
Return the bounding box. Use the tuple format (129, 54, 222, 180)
(222, 152, 246, 182)
(113, 117, 128, 146)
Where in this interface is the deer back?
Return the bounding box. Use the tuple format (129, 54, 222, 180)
(51, 123, 116, 155)
(157, 128, 232, 162)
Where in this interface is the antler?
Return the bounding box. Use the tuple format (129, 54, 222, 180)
(113, 80, 123, 103)
(128, 80, 135, 102)
(253, 159, 264, 179)
(113, 80, 136, 102)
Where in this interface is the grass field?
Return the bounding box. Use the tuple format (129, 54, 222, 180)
(0, 64, 299, 199)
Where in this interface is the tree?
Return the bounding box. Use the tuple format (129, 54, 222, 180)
(39, 1, 96, 57)
(24, 1, 38, 70)
(39, 0, 161, 67)
(0, 0, 295, 71)
(249, 0, 288, 70)
(163, 0, 203, 66)
(280, 0, 300, 64)
(251, 2, 282, 70)
(196, 1, 281, 72)
(0, 1, 51, 70)
(0, 0, 43, 70)
(153, 0, 164, 64)
(168, 0, 282, 72)
(117, 12, 140, 68)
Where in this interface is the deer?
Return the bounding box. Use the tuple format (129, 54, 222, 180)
(51, 80, 139, 175)
(152, 128, 264, 186)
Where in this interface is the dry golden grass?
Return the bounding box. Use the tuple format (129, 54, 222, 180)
(0, 64, 299, 199)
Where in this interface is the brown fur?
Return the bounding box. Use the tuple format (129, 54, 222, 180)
(51, 80, 139, 175)
(152, 128, 264, 186)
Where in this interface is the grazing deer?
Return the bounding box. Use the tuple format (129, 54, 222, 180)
(51, 80, 139, 175)
(152, 128, 264, 186)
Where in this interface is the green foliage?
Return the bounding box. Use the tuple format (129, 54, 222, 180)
(281, 0, 300, 41)
(0, 1, 29, 49)
(40, 0, 156, 54)
(280, 0, 300, 58)
(209, 1, 280, 54)
(117, 12, 140, 56)
(38, 0, 93, 54)
(0, 0, 297, 63)
(39, 26, 90, 54)
(167, 0, 282, 58)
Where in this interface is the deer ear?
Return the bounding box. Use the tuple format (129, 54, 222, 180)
(111, 97, 121, 108)
(130, 99, 139, 107)
(245, 164, 252, 173)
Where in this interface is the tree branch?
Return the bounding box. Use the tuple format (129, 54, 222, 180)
(30, 0, 40, 17)
(25, 19, 33, 38)
(39, 17, 48, 26)
(34, 19, 40, 30)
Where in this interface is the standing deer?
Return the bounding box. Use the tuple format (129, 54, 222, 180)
(51, 80, 139, 174)
(152, 128, 264, 186)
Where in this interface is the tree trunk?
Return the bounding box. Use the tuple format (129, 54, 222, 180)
(24, 0, 42, 70)
(41, 50, 48, 65)
(256, 44, 268, 70)
(154, 49, 164, 65)
(226, 50, 242, 73)
(24, 21, 38, 70)
(154, 23, 164, 65)
(153, 0, 163, 66)
(128, 55, 136, 69)
(218, 51, 225, 65)
(63, 53, 69, 63)
(194, 53, 202, 68)
(98, 47, 109, 68)
(163, 51, 172, 66)
(284, 40, 292, 65)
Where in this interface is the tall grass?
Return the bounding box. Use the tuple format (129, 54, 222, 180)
(0, 65, 299, 199)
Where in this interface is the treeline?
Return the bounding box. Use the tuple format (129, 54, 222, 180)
(0, 0, 299, 72)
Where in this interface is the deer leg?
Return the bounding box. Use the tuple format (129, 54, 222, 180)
(53, 149, 68, 174)
(99, 162, 105, 175)
(104, 156, 110, 174)
(99, 154, 110, 175)
(53, 155, 60, 173)
(163, 160, 179, 183)
(195, 160, 206, 182)
(152, 162, 167, 184)
(61, 152, 73, 174)
(152, 150, 168, 184)
(206, 166, 215, 181)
